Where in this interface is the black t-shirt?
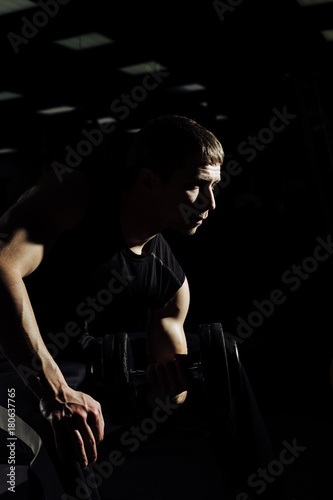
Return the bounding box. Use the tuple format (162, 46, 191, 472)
(24, 168, 185, 360)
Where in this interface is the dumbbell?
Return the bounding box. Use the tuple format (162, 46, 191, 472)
(91, 323, 242, 425)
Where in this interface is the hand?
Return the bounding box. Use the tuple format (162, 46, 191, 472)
(147, 354, 188, 404)
(40, 387, 104, 467)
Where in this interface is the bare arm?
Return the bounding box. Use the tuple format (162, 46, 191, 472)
(146, 277, 190, 403)
(0, 171, 104, 466)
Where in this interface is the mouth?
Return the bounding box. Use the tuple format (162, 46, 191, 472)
(190, 216, 205, 225)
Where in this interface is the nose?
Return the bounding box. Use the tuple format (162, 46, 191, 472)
(206, 186, 216, 211)
(193, 186, 217, 213)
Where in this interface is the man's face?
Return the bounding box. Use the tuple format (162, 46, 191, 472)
(153, 151, 221, 235)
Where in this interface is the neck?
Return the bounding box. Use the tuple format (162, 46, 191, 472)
(120, 190, 161, 254)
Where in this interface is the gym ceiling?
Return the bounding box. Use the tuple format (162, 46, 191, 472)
(0, 0, 332, 189)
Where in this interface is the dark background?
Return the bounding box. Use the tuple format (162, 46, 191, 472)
(1, 0, 333, 497)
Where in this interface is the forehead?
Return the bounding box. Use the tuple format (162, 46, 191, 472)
(179, 157, 221, 182)
(194, 164, 221, 181)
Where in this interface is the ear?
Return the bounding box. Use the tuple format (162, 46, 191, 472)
(137, 167, 159, 191)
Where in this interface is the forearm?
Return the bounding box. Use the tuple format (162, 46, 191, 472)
(0, 267, 68, 400)
(0, 268, 104, 466)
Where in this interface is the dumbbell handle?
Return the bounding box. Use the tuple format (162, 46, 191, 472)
(129, 360, 203, 386)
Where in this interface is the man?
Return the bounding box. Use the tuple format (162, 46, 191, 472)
(0, 115, 223, 489)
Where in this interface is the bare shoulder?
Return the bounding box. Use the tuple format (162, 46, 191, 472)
(0, 170, 91, 276)
(1, 170, 91, 234)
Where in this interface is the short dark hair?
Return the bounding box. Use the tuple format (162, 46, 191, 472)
(124, 115, 224, 185)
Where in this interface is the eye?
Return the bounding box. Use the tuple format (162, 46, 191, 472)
(184, 183, 200, 191)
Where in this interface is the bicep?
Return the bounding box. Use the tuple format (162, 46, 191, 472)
(146, 277, 190, 361)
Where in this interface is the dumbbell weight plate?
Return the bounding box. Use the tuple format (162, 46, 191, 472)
(98, 325, 236, 424)
(226, 335, 243, 399)
(198, 323, 232, 416)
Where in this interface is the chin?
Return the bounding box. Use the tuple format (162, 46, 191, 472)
(175, 224, 200, 236)
(187, 227, 199, 236)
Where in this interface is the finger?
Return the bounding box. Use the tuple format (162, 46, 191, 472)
(171, 390, 187, 405)
(87, 404, 105, 445)
(70, 428, 89, 468)
(51, 411, 67, 462)
(78, 421, 98, 464)
(68, 410, 98, 465)
(62, 411, 92, 467)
